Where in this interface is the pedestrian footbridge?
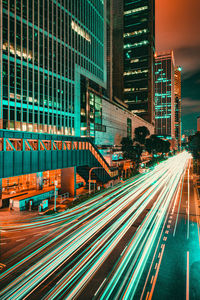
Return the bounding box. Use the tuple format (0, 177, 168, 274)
(0, 130, 118, 185)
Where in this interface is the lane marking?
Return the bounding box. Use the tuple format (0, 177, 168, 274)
(173, 171, 185, 237)
(120, 245, 128, 256)
(147, 244, 165, 300)
(150, 276, 154, 284)
(186, 251, 189, 300)
(94, 278, 107, 296)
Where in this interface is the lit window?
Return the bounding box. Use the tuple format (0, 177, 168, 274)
(124, 6, 148, 16)
(130, 59, 139, 63)
(124, 40, 148, 49)
(71, 21, 91, 42)
(124, 69, 148, 76)
(124, 29, 147, 38)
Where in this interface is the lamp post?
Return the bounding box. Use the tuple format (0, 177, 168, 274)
(54, 180, 58, 211)
(89, 167, 103, 194)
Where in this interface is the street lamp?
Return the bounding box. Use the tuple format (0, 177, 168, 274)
(89, 167, 103, 194)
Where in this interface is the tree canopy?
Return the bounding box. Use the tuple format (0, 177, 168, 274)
(188, 132, 200, 158)
(121, 137, 141, 163)
(134, 126, 150, 145)
(145, 135, 170, 155)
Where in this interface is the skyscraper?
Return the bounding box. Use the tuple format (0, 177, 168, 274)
(155, 51, 175, 139)
(0, 0, 106, 136)
(174, 66, 182, 149)
(112, 0, 124, 101)
(0, 1, 121, 204)
(123, 0, 155, 124)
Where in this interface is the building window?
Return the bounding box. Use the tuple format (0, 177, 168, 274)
(127, 118, 132, 138)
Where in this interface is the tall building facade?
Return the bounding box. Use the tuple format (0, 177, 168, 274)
(174, 66, 182, 149)
(155, 51, 175, 139)
(112, 0, 124, 101)
(197, 116, 200, 132)
(0, 0, 106, 136)
(123, 0, 155, 124)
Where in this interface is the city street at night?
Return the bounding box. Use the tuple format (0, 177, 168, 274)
(1, 0, 200, 299)
(1, 152, 200, 299)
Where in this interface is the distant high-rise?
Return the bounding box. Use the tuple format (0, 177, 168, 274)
(123, 0, 155, 124)
(174, 66, 182, 149)
(155, 51, 175, 139)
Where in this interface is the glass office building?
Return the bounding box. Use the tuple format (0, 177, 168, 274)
(155, 51, 175, 139)
(0, 0, 106, 136)
(123, 0, 155, 124)
(174, 66, 182, 149)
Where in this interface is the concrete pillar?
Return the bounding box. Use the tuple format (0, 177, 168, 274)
(36, 172, 43, 190)
(61, 167, 76, 197)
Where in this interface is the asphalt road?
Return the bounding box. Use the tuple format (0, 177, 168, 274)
(1, 151, 198, 300)
(139, 157, 200, 300)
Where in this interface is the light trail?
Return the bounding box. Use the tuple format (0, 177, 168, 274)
(0, 152, 191, 300)
(1, 162, 168, 272)
(173, 170, 185, 237)
(147, 244, 165, 300)
(44, 173, 170, 299)
(94, 152, 191, 300)
(0, 172, 166, 298)
(187, 161, 190, 240)
(186, 251, 189, 300)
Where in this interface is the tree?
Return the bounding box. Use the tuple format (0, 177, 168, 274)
(121, 137, 137, 161)
(145, 135, 170, 155)
(162, 140, 170, 154)
(134, 126, 150, 145)
(133, 143, 143, 160)
(188, 132, 200, 158)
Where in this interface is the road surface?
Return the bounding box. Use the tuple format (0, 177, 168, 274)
(1, 151, 199, 299)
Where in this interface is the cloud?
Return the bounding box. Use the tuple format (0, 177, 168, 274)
(182, 70, 200, 99)
(181, 98, 199, 132)
(175, 46, 200, 74)
(156, 0, 200, 74)
(156, 0, 200, 132)
(182, 98, 200, 112)
(182, 99, 199, 107)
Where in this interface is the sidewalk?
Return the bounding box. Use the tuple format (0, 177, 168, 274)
(0, 207, 39, 224)
(0, 200, 69, 224)
(193, 174, 200, 227)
